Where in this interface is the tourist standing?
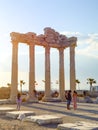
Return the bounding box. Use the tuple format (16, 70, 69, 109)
(66, 90, 72, 110)
(73, 90, 77, 110)
(16, 93, 22, 110)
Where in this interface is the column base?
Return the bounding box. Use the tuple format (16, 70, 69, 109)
(42, 96, 62, 102)
(27, 97, 39, 103)
(58, 96, 66, 102)
(0, 99, 15, 104)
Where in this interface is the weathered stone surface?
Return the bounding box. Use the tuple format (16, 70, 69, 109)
(84, 96, 93, 103)
(0, 99, 11, 104)
(0, 107, 15, 114)
(42, 97, 61, 102)
(6, 111, 35, 119)
(17, 113, 26, 120)
(10, 27, 77, 47)
(43, 27, 68, 44)
(94, 97, 98, 104)
(24, 114, 63, 125)
(58, 121, 98, 130)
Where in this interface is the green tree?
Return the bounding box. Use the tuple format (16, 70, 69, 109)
(87, 78, 96, 91)
(20, 80, 25, 94)
(76, 79, 80, 90)
(35, 81, 38, 86)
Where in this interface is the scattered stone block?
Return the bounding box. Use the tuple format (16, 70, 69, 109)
(17, 113, 26, 120)
(24, 114, 63, 125)
(58, 121, 98, 130)
(0, 99, 11, 104)
(94, 97, 98, 104)
(0, 107, 16, 114)
(6, 111, 35, 119)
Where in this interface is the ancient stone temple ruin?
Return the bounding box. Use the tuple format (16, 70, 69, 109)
(10, 27, 77, 102)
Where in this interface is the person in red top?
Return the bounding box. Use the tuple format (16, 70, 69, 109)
(73, 90, 77, 110)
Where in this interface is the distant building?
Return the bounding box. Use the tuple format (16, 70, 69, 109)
(92, 86, 98, 91)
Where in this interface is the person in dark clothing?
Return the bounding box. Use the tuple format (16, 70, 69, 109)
(66, 90, 72, 110)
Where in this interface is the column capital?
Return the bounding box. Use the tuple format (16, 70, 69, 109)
(28, 41, 34, 46)
(45, 45, 50, 49)
(70, 45, 76, 48)
(70, 41, 77, 48)
(11, 40, 19, 45)
(59, 47, 65, 52)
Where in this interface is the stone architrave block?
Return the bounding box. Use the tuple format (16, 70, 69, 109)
(24, 114, 63, 125)
(6, 111, 35, 119)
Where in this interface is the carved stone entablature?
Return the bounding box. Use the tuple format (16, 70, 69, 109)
(10, 27, 77, 48)
(10, 32, 36, 45)
(37, 34, 46, 43)
(44, 27, 68, 45)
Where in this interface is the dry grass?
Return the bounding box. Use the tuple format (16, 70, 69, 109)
(0, 87, 10, 99)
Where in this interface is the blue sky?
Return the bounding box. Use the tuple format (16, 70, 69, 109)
(0, 0, 98, 91)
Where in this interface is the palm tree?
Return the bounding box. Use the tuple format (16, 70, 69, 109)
(56, 80, 59, 85)
(34, 81, 38, 92)
(87, 78, 96, 91)
(7, 83, 11, 88)
(76, 79, 80, 90)
(7, 83, 11, 94)
(20, 80, 25, 94)
(42, 80, 45, 83)
(35, 81, 38, 86)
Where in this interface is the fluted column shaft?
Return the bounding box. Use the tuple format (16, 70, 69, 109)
(70, 45, 76, 92)
(59, 48, 65, 101)
(29, 43, 35, 100)
(10, 41, 18, 102)
(44, 46, 51, 99)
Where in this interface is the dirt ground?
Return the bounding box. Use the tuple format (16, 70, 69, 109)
(0, 100, 98, 130)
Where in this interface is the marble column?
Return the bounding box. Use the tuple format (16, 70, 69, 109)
(10, 41, 18, 102)
(59, 48, 65, 101)
(29, 43, 37, 102)
(43, 46, 51, 101)
(70, 45, 76, 92)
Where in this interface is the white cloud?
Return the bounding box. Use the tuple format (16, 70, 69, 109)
(78, 33, 98, 58)
(61, 31, 98, 59)
(61, 31, 82, 38)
